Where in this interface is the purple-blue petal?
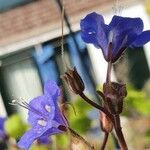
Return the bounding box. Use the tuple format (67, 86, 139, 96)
(130, 30, 150, 47)
(44, 80, 60, 99)
(109, 15, 143, 34)
(18, 129, 40, 150)
(0, 117, 5, 130)
(28, 95, 55, 126)
(109, 16, 144, 59)
(0, 117, 6, 140)
(53, 105, 68, 127)
(18, 122, 54, 150)
(80, 12, 109, 58)
(38, 136, 51, 144)
(42, 127, 63, 137)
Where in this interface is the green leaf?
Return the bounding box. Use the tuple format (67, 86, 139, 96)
(4, 113, 28, 139)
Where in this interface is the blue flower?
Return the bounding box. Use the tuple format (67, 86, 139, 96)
(80, 12, 150, 62)
(0, 117, 6, 141)
(17, 81, 68, 150)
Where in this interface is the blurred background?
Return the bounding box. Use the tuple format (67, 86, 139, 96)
(0, 0, 149, 149)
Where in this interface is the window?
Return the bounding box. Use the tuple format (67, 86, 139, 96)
(0, 48, 42, 116)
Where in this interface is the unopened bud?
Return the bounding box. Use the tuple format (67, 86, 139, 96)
(100, 112, 113, 133)
(69, 128, 94, 150)
(61, 67, 85, 94)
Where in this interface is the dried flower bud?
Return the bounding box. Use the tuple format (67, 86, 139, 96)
(69, 128, 94, 150)
(100, 112, 113, 133)
(61, 67, 85, 94)
(103, 82, 127, 114)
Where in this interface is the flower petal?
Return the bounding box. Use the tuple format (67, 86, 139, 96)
(0, 117, 5, 130)
(109, 16, 143, 34)
(130, 30, 150, 47)
(0, 117, 6, 140)
(80, 12, 109, 57)
(18, 129, 40, 150)
(43, 127, 63, 137)
(44, 80, 60, 99)
(18, 122, 54, 150)
(109, 16, 144, 59)
(38, 136, 52, 144)
(53, 105, 68, 127)
(28, 95, 55, 126)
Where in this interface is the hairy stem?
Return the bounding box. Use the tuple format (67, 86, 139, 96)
(100, 132, 109, 150)
(114, 115, 128, 150)
(79, 92, 114, 122)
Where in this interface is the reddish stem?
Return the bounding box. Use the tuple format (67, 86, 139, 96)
(79, 92, 114, 122)
(106, 62, 112, 83)
(100, 132, 109, 150)
(114, 115, 128, 150)
(105, 61, 128, 149)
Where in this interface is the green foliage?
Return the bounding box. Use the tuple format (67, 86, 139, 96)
(123, 85, 150, 117)
(30, 144, 50, 150)
(56, 133, 69, 149)
(4, 113, 28, 139)
(68, 97, 92, 134)
(145, 0, 150, 16)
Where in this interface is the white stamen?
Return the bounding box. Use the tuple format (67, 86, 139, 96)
(37, 120, 47, 127)
(45, 105, 51, 112)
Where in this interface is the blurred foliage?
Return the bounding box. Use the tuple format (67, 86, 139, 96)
(4, 114, 28, 139)
(145, 0, 150, 15)
(56, 133, 69, 150)
(68, 97, 92, 134)
(30, 144, 50, 150)
(123, 85, 150, 117)
(145, 129, 150, 145)
(30, 144, 49, 150)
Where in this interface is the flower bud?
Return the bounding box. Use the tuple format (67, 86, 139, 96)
(100, 112, 113, 133)
(103, 82, 127, 114)
(61, 67, 85, 94)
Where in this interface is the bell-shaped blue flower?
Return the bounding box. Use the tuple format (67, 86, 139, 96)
(80, 12, 150, 62)
(17, 81, 68, 150)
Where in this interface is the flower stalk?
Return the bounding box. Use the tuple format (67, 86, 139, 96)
(100, 132, 109, 150)
(102, 61, 128, 150)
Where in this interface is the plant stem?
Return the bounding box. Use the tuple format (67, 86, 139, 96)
(79, 92, 114, 122)
(114, 115, 128, 150)
(105, 60, 128, 150)
(100, 132, 109, 150)
(106, 62, 112, 83)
